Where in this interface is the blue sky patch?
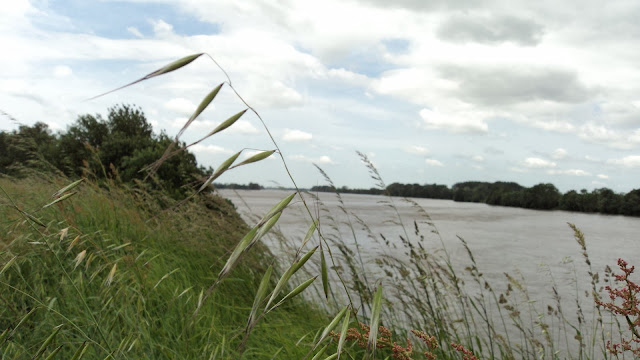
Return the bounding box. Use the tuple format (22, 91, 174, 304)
(43, 0, 220, 38)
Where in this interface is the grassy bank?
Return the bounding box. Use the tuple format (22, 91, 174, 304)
(0, 174, 328, 359)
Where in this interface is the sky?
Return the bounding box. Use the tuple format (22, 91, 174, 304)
(2, 0, 640, 193)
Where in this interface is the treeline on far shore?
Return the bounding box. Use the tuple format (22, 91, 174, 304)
(310, 181, 640, 216)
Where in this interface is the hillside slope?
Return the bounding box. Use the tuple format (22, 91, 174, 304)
(0, 174, 327, 359)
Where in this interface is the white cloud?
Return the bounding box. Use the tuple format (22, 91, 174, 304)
(233, 120, 260, 134)
(578, 123, 640, 150)
(551, 148, 568, 160)
(283, 128, 312, 142)
(523, 157, 556, 168)
(150, 19, 174, 38)
(597, 174, 609, 179)
(531, 120, 575, 133)
(403, 145, 430, 155)
(547, 169, 591, 176)
(607, 155, 640, 168)
(52, 65, 72, 78)
(191, 144, 233, 155)
(418, 108, 488, 134)
(327, 68, 371, 87)
(289, 154, 334, 164)
(425, 158, 444, 166)
(471, 155, 484, 162)
(248, 81, 303, 108)
(127, 26, 143, 38)
(164, 98, 197, 115)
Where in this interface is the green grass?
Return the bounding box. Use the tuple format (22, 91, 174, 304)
(0, 174, 328, 359)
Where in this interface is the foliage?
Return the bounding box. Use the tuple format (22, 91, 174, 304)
(0, 176, 326, 358)
(0, 105, 207, 199)
(314, 180, 640, 216)
(596, 258, 640, 358)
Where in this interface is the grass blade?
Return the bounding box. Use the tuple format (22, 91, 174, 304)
(229, 150, 276, 170)
(44, 345, 63, 360)
(105, 263, 117, 286)
(33, 325, 62, 360)
(258, 192, 296, 226)
(51, 179, 84, 199)
(42, 192, 77, 209)
(336, 310, 351, 360)
(311, 343, 330, 360)
(89, 53, 204, 99)
(177, 83, 224, 140)
(206, 109, 247, 138)
(217, 226, 260, 281)
(367, 284, 384, 357)
(268, 276, 317, 312)
(198, 151, 242, 192)
(320, 249, 329, 300)
(264, 267, 294, 311)
(299, 220, 318, 251)
(247, 265, 273, 328)
(17, 208, 46, 227)
(0, 256, 17, 276)
(314, 306, 349, 350)
(291, 246, 318, 274)
(69, 342, 88, 360)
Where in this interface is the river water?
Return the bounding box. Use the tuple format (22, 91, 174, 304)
(219, 189, 640, 359)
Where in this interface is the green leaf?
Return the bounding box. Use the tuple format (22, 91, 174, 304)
(314, 306, 349, 350)
(311, 343, 330, 360)
(229, 150, 276, 170)
(258, 192, 296, 226)
(299, 220, 318, 251)
(367, 284, 384, 355)
(336, 310, 351, 360)
(0, 328, 9, 347)
(217, 226, 260, 281)
(321, 249, 329, 300)
(43, 192, 77, 209)
(33, 325, 62, 360)
(17, 208, 46, 227)
(198, 151, 242, 192)
(269, 276, 317, 311)
(291, 246, 318, 275)
(247, 265, 273, 329)
(206, 109, 248, 138)
(69, 342, 88, 360)
(0, 256, 17, 276)
(89, 53, 204, 99)
(44, 345, 63, 360)
(51, 179, 84, 199)
(176, 83, 224, 140)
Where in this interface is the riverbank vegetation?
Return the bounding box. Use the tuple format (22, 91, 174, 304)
(311, 181, 640, 216)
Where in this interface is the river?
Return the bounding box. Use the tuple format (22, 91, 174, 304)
(219, 189, 640, 359)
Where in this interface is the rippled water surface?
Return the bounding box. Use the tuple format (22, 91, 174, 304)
(219, 189, 640, 356)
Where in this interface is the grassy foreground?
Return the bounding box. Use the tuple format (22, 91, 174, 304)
(0, 174, 328, 359)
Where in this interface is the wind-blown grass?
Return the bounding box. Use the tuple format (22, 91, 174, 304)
(0, 175, 328, 358)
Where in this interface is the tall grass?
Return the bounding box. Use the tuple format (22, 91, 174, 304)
(0, 174, 331, 358)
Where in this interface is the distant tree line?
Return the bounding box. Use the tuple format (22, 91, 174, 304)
(0, 105, 209, 199)
(214, 182, 264, 190)
(310, 185, 383, 195)
(311, 181, 640, 216)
